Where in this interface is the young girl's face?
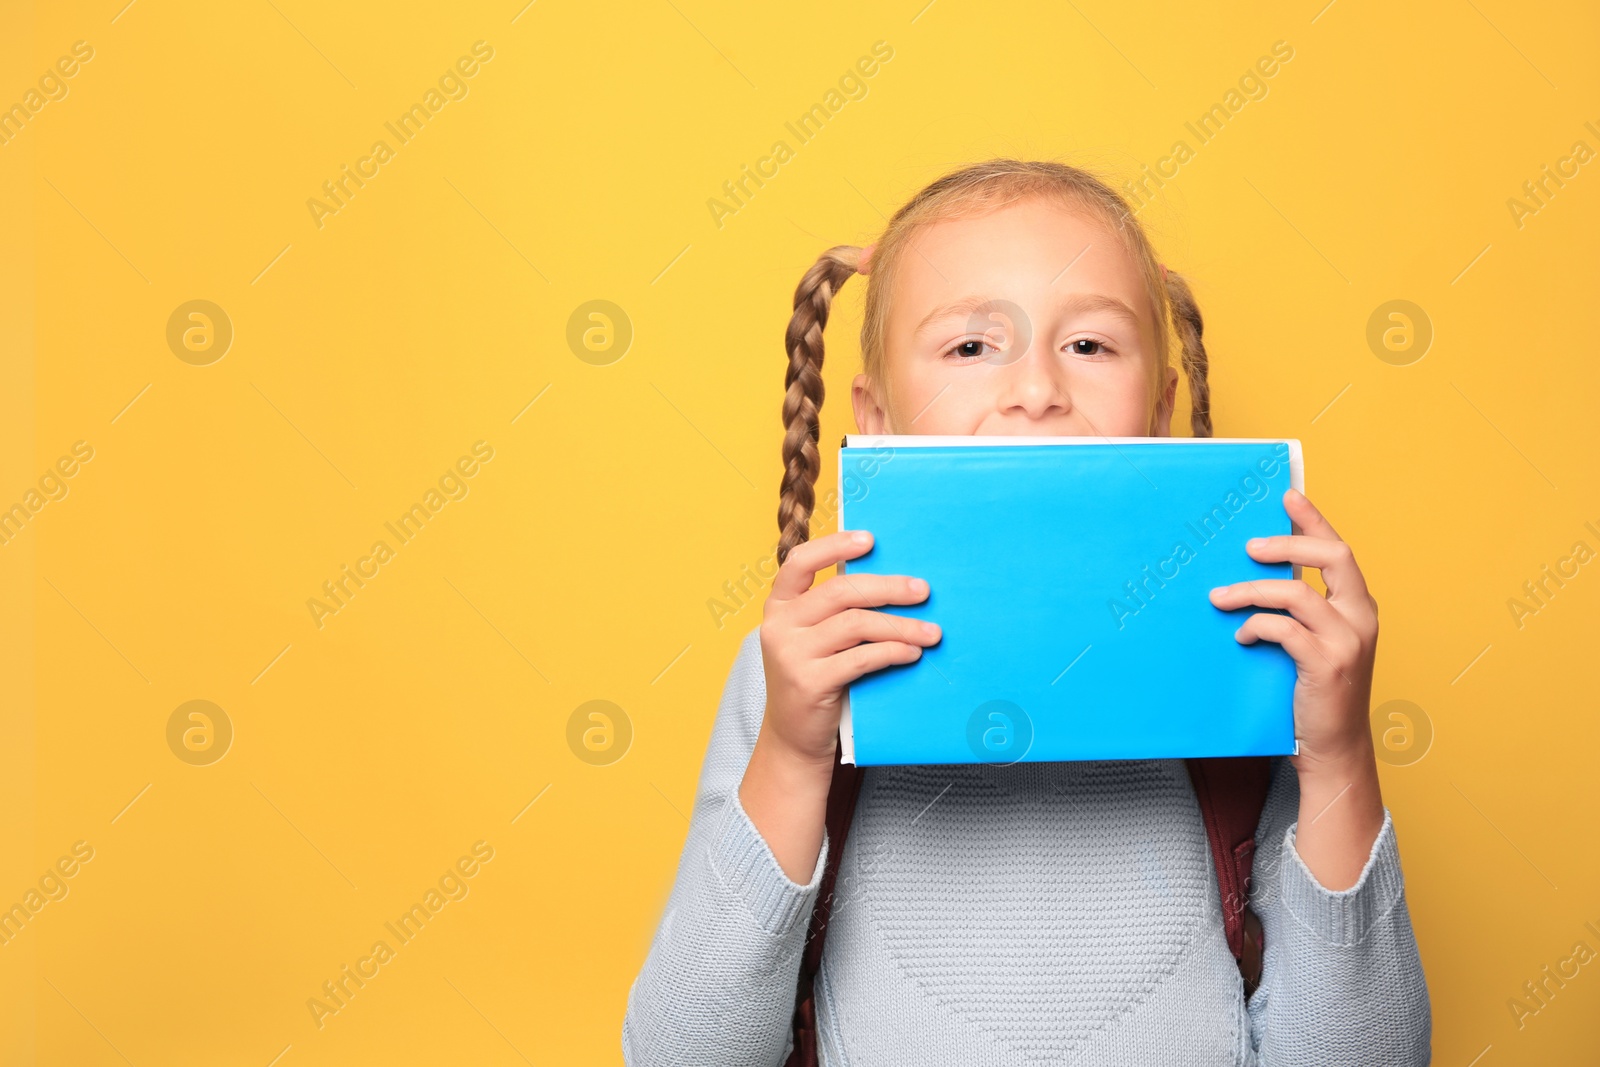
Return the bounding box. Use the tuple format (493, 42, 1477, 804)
(852, 196, 1178, 438)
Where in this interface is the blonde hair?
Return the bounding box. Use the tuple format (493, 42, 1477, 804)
(777, 157, 1213, 565)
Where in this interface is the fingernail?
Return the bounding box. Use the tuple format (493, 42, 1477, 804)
(1246, 537, 1264, 549)
(852, 531, 871, 544)
(910, 578, 929, 595)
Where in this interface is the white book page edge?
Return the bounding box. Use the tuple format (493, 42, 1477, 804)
(845, 433, 1302, 448)
(838, 440, 857, 764)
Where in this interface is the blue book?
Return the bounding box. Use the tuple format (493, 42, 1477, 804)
(837, 435, 1304, 767)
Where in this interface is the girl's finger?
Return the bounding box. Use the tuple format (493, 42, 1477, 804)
(792, 570, 929, 628)
(1232, 610, 1322, 668)
(810, 607, 940, 658)
(769, 529, 876, 603)
(819, 640, 925, 691)
(1209, 578, 1345, 639)
(1235, 610, 1363, 689)
(1285, 487, 1342, 541)
(1241, 535, 1374, 607)
(1271, 490, 1371, 605)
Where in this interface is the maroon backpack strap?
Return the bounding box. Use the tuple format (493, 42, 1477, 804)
(1185, 756, 1274, 994)
(785, 738, 866, 1067)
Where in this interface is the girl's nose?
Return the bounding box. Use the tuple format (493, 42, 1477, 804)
(995, 330, 1072, 421)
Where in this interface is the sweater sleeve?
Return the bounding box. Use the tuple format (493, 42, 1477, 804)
(622, 625, 829, 1067)
(1245, 756, 1432, 1066)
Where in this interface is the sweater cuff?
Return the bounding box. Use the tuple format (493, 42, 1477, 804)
(1279, 808, 1406, 947)
(709, 788, 829, 937)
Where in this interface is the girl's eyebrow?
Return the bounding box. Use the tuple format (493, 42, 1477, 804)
(914, 292, 1142, 338)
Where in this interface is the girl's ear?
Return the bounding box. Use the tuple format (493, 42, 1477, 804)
(1152, 365, 1179, 436)
(852, 372, 890, 434)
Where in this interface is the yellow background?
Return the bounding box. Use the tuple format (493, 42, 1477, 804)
(3, 0, 1597, 1063)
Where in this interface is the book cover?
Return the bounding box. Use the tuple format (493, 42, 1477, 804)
(837, 434, 1303, 766)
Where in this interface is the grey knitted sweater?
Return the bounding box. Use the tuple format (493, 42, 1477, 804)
(623, 626, 1431, 1066)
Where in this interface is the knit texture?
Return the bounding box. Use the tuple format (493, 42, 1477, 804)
(623, 626, 1431, 1066)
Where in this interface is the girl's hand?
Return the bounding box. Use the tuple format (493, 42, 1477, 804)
(759, 529, 940, 768)
(1207, 487, 1386, 889)
(1207, 487, 1380, 770)
(742, 530, 938, 882)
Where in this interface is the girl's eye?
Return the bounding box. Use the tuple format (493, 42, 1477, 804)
(944, 337, 1115, 360)
(945, 338, 996, 360)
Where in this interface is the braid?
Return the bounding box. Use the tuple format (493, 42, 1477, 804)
(1163, 268, 1213, 439)
(777, 245, 866, 567)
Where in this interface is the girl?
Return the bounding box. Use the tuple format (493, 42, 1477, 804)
(623, 159, 1430, 1066)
